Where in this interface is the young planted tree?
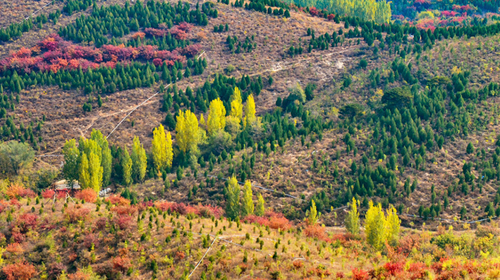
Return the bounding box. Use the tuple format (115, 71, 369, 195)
(226, 176, 240, 220)
(241, 180, 254, 217)
(385, 205, 401, 244)
(207, 98, 226, 136)
(345, 197, 360, 235)
(306, 199, 320, 225)
(131, 136, 147, 183)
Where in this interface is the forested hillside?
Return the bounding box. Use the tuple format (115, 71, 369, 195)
(2, 0, 500, 278)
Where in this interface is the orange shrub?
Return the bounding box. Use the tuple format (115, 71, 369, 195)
(75, 189, 97, 203)
(112, 256, 132, 273)
(65, 206, 91, 223)
(106, 195, 130, 206)
(304, 224, 327, 239)
(6, 184, 35, 199)
(2, 261, 36, 280)
(5, 243, 23, 254)
(111, 205, 137, 216)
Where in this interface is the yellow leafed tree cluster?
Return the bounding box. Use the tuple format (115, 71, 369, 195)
(176, 110, 201, 154)
(365, 201, 401, 250)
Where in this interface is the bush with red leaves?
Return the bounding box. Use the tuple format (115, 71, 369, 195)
(6, 185, 36, 199)
(175, 251, 186, 260)
(75, 189, 97, 203)
(94, 217, 107, 230)
(15, 213, 37, 233)
(114, 215, 133, 231)
(2, 261, 36, 280)
(113, 257, 132, 273)
(383, 262, 404, 276)
(327, 14, 335, 20)
(41, 189, 55, 199)
(48, 262, 65, 278)
(243, 211, 292, 230)
(309, 7, 319, 16)
(408, 262, 428, 280)
(112, 205, 137, 216)
(194, 204, 224, 218)
(352, 268, 369, 280)
(65, 206, 91, 223)
(83, 233, 100, 248)
(179, 44, 201, 57)
(106, 195, 130, 206)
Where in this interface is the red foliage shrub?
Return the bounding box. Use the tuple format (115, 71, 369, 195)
(408, 262, 428, 280)
(75, 189, 97, 203)
(112, 205, 137, 216)
(48, 262, 65, 277)
(177, 22, 193, 32)
(83, 233, 100, 248)
(42, 189, 55, 199)
(65, 206, 91, 223)
(352, 268, 369, 280)
(327, 14, 335, 20)
(106, 195, 130, 206)
(179, 44, 201, 57)
(95, 217, 107, 230)
(153, 58, 163, 66)
(114, 215, 133, 231)
(2, 261, 36, 280)
(16, 213, 38, 233)
(292, 260, 304, 269)
(266, 211, 292, 230)
(303, 224, 326, 239)
(68, 270, 92, 280)
(309, 7, 319, 16)
(383, 262, 404, 276)
(175, 251, 186, 260)
(170, 28, 188, 40)
(113, 257, 132, 273)
(194, 204, 224, 218)
(57, 190, 68, 199)
(5, 243, 24, 254)
(132, 32, 146, 39)
(6, 184, 35, 199)
(336, 272, 345, 278)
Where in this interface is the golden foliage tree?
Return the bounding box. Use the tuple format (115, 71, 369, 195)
(244, 94, 256, 127)
(176, 110, 200, 153)
(255, 193, 265, 216)
(345, 197, 360, 235)
(225, 176, 240, 220)
(230, 87, 243, 123)
(152, 124, 173, 172)
(365, 201, 401, 250)
(207, 98, 226, 135)
(131, 136, 147, 183)
(241, 180, 254, 217)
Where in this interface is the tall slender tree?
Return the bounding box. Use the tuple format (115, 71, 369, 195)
(207, 98, 226, 135)
(131, 136, 147, 183)
(241, 180, 254, 217)
(176, 110, 200, 154)
(226, 176, 240, 220)
(244, 94, 256, 127)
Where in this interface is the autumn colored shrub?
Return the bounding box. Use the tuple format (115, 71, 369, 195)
(304, 224, 327, 239)
(2, 261, 36, 280)
(292, 260, 304, 269)
(15, 213, 37, 233)
(5, 243, 24, 254)
(175, 251, 186, 260)
(112, 256, 132, 273)
(83, 233, 100, 249)
(42, 189, 56, 199)
(57, 190, 69, 199)
(6, 184, 35, 199)
(48, 262, 65, 278)
(75, 189, 97, 203)
(112, 205, 137, 216)
(65, 206, 91, 223)
(383, 261, 404, 276)
(194, 204, 224, 218)
(408, 262, 429, 280)
(114, 215, 133, 231)
(352, 268, 369, 280)
(106, 195, 130, 206)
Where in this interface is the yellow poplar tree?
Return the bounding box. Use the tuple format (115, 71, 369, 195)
(207, 98, 226, 135)
(78, 153, 90, 189)
(88, 152, 103, 193)
(230, 87, 243, 123)
(176, 110, 200, 153)
(307, 199, 321, 225)
(152, 124, 172, 172)
(244, 94, 256, 127)
(365, 201, 386, 250)
(131, 136, 147, 183)
(241, 180, 254, 217)
(345, 197, 360, 235)
(385, 205, 401, 244)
